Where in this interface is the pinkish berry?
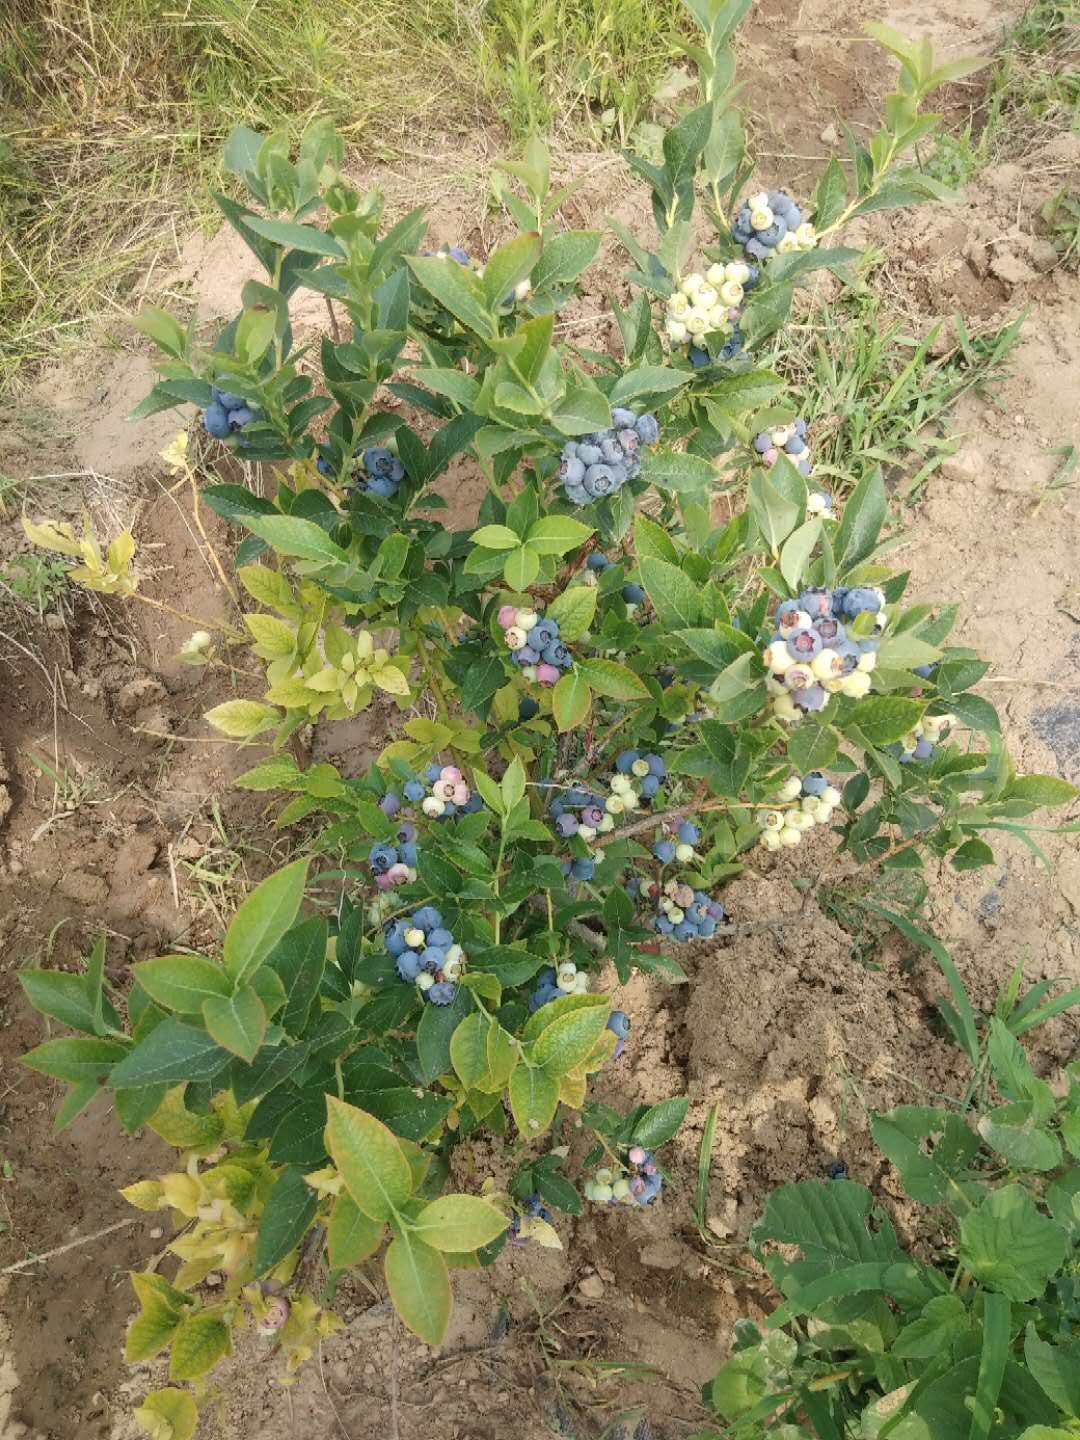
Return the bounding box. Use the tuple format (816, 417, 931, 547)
(536, 663, 560, 685)
(763, 447, 778, 465)
(618, 428, 638, 450)
(643, 1161, 658, 1175)
(630, 1176, 646, 1196)
(258, 1298, 289, 1334)
(628, 1145, 646, 1165)
(439, 765, 462, 784)
(497, 605, 517, 628)
(452, 783, 469, 806)
(386, 863, 410, 886)
(374, 872, 393, 890)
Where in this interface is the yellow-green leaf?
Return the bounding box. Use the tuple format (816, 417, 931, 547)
(126, 1294, 183, 1363)
(522, 990, 608, 1044)
(552, 669, 591, 732)
(168, 1310, 231, 1381)
(328, 1192, 384, 1269)
(533, 1004, 610, 1075)
(450, 1012, 492, 1090)
(145, 1085, 225, 1151)
(133, 954, 232, 1013)
(410, 1195, 509, 1253)
(508, 1064, 559, 1136)
(244, 613, 296, 659)
(545, 585, 596, 642)
(383, 1235, 451, 1345)
(325, 1096, 412, 1221)
(237, 564, 296, 614)
(134, 1388, 199, 1440)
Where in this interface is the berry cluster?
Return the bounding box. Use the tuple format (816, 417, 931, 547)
(508, 1193, 553, 1246)
(385, 907, 462, 1005)
(753, 417, 812, 477)
(559, 408, 658, 505)
(528, 962, 590, 1010)
(202, 387, 257, 440)
(367, 819, 419, 890)
(316, 445, 406, 500)
(762, 586, 885, 720)
(382, 763, 484, 822)
(757, 771, 842, 851)
(584, 1146, 661, 1206)
(897, 711, 952, 764)
(732, 190, 818, 262)
(497, 604, 572, 686)
(637, 876, 726, 940)
(664, 263, 754, 365)
(550, 787, 614, 842)
(584, 552, 646, 606)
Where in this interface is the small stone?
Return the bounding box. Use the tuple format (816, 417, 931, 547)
(940, 452, 980, 485)
(1031, 239, 1059, 273)
(578, 1273, 605, 1299)
(116, 676, 166, 716)
(989, 250, 1037, 287)
(149, 1227, 164, 1240)
(819, 123, 838, 145)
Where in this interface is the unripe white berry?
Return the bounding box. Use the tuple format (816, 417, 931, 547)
(612, 1177, 631, 1199)
(759, 809, 785, 830)
(578, 824, 596, 841)
(422, 795, 446, 818)
(665, 318, 688, 344)
(707, 304, 729, 330)
(598, 814, 615, 832)
(573, 971, 589, 993)
(719, 279, 744, 306)
(675, 842, 695, 862)
(821, 786, 842, 807)
(610, 774, 632, 795)
(771, 426, 792, 446)
(773, 695, 799, 722)
(556, 973, 577, 993)
(791, 810, 815, 831)
(823, 677, 845, 693)
(622, 790, 640, 811)
(442, 958, 462, 980)
(842, 671, 871, 699)
(514, 278, 532, 301)
(750, 207, 773, 231)
(593, 1183, 614, 1203)
(522, 665, 538, 681)
(778, 775, 803, 802)
(416, 972, 434, 991)
(795, 222, 817, 249)
(776, 232, 800, 254)
(779, 825, 802, 847)
(631, 758, 651, 778)
(681, 271, 705, 295)
(725, 260, 751, 284)
(667, 292, 689, 317)
(760, 829, 782, 851)
(685, 307, 710, 336)
(445, 943, 463, 965)
(811, 648, 841, 680)
(777, 608, 812, 637)
(605, 795, 624, 815)
(801, 795, 824, 817)
(765, 675, 787, 696)
(504, 625, 526, 650)
(806, 493, 827, 515)
(857, 651, 877, 673)
(404, 927, 425, 948)
(516, 609, 538, 631)
(763, 643, 795, 674)
(595, 1168, 613, 1185)
(750, 190, 769, 210)
(668, 907, 685, 924)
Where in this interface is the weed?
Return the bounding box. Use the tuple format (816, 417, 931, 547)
(0, 553, 69, 613)
(775, 290, 1023, 500)
(1041, 187, 1080, 265)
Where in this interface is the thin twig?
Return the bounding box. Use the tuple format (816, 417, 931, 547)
(1, 1217, 138, 1274)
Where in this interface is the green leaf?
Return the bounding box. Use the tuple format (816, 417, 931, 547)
(749, 467, 801, 550)
(639, 448, 714, 495)
(662, 100, 713, 200)
(577, 659, 650, 700)
(787, 722, 838, 773)
(1008, 775, 1078, 807)
(132, 306, 187, 359)
(632, 1096, 689, 1148)
(834, 466, 887, 574)
(503, 544, 540, 590)
(416, 985, 470, 1083)
(53, 1080, 100, 1132)
(22, 1036, 128, 1083)
(325, 1096, 412, 1221)
(242, 216, 344, 256)
(969, 1293, 1011, 1440)
(254, 1165, 319, 1276)
(552, 669, 591, 732)
(133, 955, 232, 1014)
(481, 232, 542, 310)
(952, 838, 995, 872)
(546, 585, 596, 642)
(223, 858, 309, 987)
(328, 1192, 384, 1269)
(107, 1018, 230, 1090)
(533, 1004, 609, 1073)
(267, 916, 327, 1037)
(634, 513, 679, 563)
(751, 1179, 903, 1278)
(844, 696, 926, 747)
(414, 367, 481, 409)
(19, 970, 100, 1035)
(959, 1185, 1068, 1301)
(977, 1107, 1061, 1172)
(813, 157, 848, 230)
(126, 1294, 183, 1364)
(552, 388, 611, 436)
(407, 254, 494, 337)
(471, 523, 521, 550)
(243, 515, 350, 567)
(871, 1106, 980, 1207)
(532, 231, 601, 290)
(168, 1311, 231, 1382)
(410, 1195, 509, 1252)
(609, 367, 689, 406)
(893, 1294, 971, 1359)
(676, 625, 754, 672)
(526, 515, 594, 556)
(779, 519, 821, 590)
(639, 557, 703, 628)
(469, 946, 544, 987)
(201, 985, 266, 1062)
(508, 1065, 559, 1136)
(1023, 1324, 1080, 1415)
(868, 907, 980, 1064)
(204, 699, 280, 739)
(383, 1234, 451, 1345)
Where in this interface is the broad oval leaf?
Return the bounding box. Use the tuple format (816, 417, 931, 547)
(325, 1096, 412, 1221)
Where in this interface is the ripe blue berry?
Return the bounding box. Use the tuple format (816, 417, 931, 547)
(202, 403, 230, 439)
(653, 840, 676, 863)
(622, 583, 645, 604)
(587, 552, 610, 571)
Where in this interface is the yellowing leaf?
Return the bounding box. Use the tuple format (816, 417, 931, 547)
(121, 1179, 166, 1211)
(371, 662, 410, 697)
(410, 1195, 509, 1253)
(204, 699, 280, 738)
(244, 613, 296, 659)
(237, 564, 296, 614)
(325, 1097, 412, 1221)
(134, 1388, 198, 1440)
(168, 1310, 231, 1381)
(21, 516, 82, 557)
(518, 1216, 562, 1249)
(383, 1235, 451, 1345)
(328, 1192, 384, 1269)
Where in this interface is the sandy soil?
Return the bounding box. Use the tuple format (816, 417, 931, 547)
(1, 0, 1078, 1435)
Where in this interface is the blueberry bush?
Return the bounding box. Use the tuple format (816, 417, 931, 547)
(18, 4, 1079, 1435)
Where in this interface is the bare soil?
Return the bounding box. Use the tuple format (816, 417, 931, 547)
(1, 1, 1079, 1436)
